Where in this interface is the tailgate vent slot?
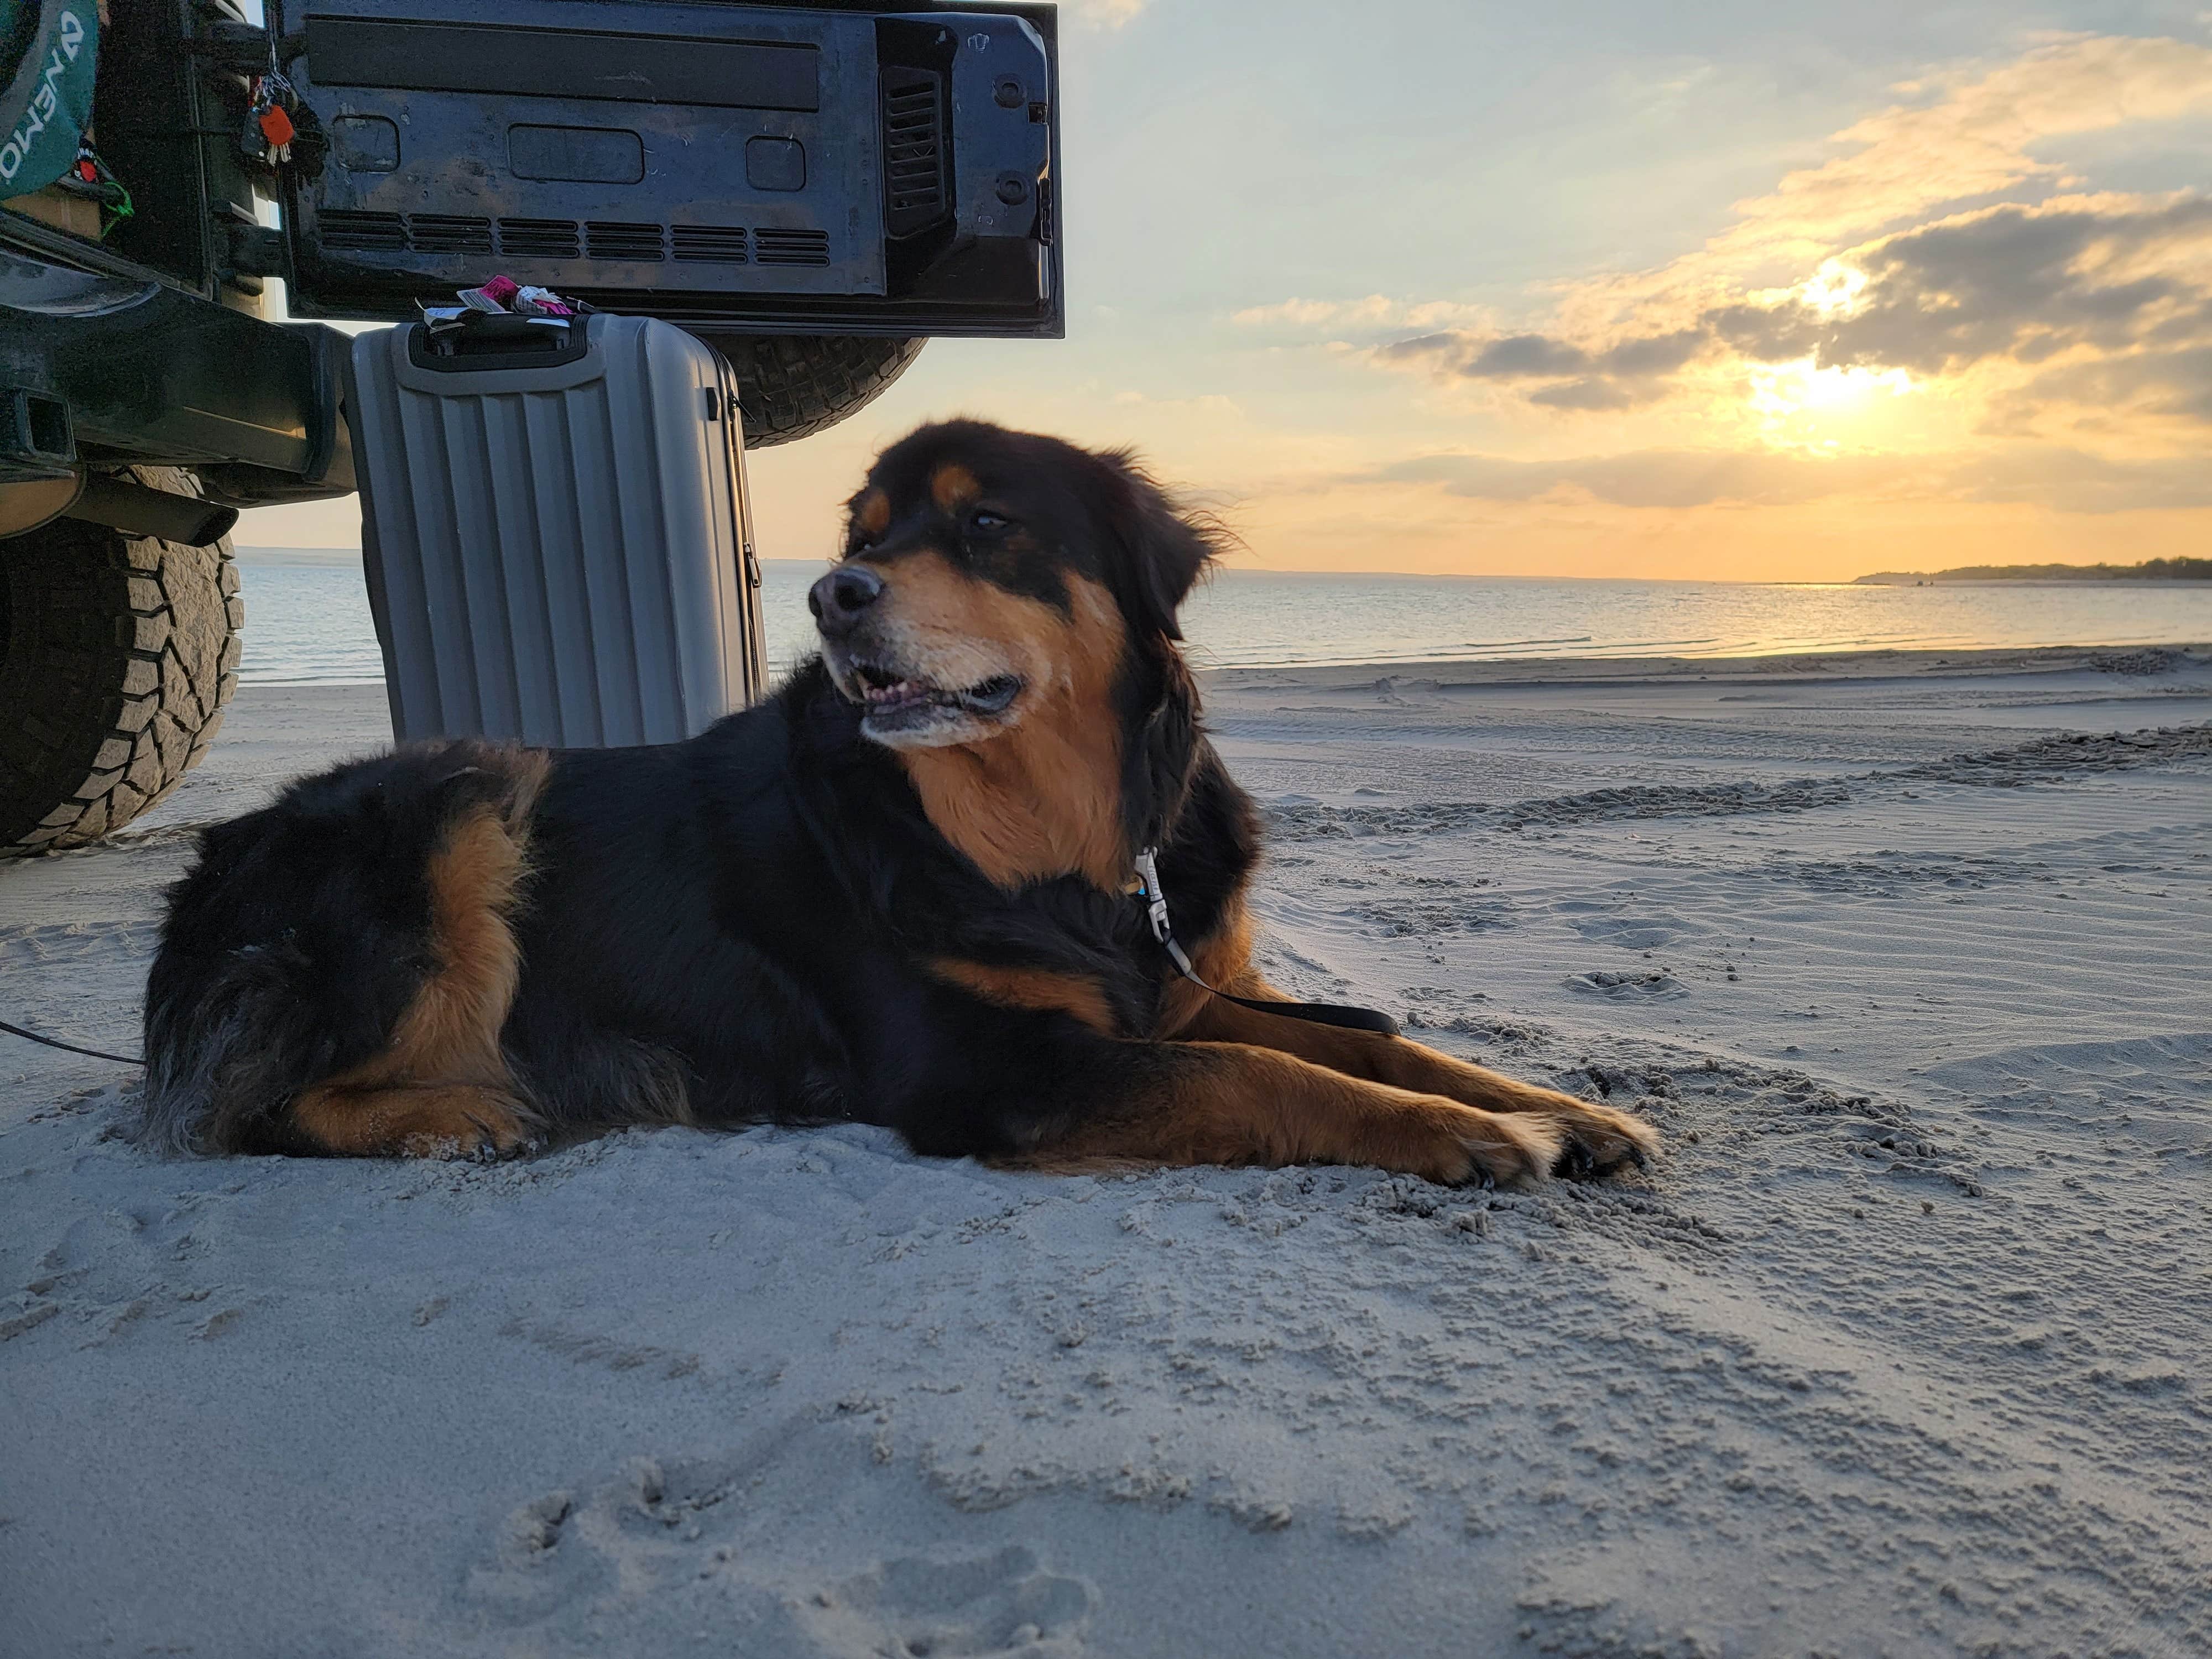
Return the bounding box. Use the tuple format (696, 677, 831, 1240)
(586, 221, 667, 262)
(672, 225, 750, 263)
(497, 218, 584, 259)
(754, 227, 830, 266)
(408, 215, 494, 255)
(881, 67, 949, 238)
(319, 209, 407, 251)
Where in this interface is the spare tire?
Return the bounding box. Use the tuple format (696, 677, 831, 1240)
(690, 333, 927, 448)
(0, 467, 241, 855)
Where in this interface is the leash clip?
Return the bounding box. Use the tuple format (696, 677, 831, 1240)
(1128, 844, 1402, 1039)
(1133, 847, 1198, 978)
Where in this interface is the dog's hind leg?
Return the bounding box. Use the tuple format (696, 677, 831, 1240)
(293, 1083, 533, 1158)
(996, 1039, 1563, 1186)
(287, 792, 541, 1159)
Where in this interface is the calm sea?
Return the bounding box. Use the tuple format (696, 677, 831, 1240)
(231, 550, 2212, 686)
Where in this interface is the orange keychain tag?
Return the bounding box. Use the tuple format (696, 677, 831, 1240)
(258, 105, 296, 148)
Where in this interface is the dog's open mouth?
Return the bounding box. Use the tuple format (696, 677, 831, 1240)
(851, 661, 1022, 723)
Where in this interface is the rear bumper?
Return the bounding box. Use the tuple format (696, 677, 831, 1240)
(0, 224, 354, 504)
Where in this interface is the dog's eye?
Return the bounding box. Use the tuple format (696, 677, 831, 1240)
(968, 508, 1014, 538)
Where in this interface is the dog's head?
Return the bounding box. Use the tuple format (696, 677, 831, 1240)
(812, 420, 1222, 752)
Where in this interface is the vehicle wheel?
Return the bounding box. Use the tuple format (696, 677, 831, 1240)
(690, 333, 927, 448)
(0, 467, 242, 855)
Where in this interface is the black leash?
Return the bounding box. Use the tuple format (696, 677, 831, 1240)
(0, 1018, 144, 1067)
(1132, 849, 1400, 1038)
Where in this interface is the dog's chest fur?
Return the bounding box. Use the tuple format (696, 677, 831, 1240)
(498, 665, 1255, 1139)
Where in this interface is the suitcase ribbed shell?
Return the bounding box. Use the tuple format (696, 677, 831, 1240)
(346, 314, 766, 748)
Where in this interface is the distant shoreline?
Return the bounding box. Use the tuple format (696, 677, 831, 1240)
(1204, 640, 2210, 687)
(1856, 557, 2211, 585)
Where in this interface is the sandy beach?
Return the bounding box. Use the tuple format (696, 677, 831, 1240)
(2, 643, 2208, 1658)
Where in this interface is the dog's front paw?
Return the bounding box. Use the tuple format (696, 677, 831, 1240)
(1451, 1104, 1567, 1188)
(397, 1119, 529, 1160)
(1371, 1098, 1564, 1188)
(1536, 1092, 1660, 1178)
(388, 1089, 535, 1160)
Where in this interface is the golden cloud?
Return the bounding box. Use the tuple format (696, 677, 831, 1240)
(1228, 33, 2212, 513)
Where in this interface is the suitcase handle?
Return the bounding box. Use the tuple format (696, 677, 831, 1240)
(406, 314, 588, 374)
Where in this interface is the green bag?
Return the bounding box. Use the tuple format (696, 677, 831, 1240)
(1, 0, 100, 199)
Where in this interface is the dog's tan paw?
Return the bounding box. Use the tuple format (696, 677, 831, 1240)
(397, 1120, 526, 1160)
(389, 1092, 534, 1160)
(1535, 1091, 1660, 1177)
(1379, 1099, 1564, 1188)
(1455, 1105, 1567, 1188)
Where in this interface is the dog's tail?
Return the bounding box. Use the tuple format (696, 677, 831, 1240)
(140, 743, 545, 1155)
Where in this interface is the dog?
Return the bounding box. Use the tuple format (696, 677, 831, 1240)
(142, 419, 1659, 1185)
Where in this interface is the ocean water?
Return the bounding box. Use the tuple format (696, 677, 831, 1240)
(230, 549, 2212, 686)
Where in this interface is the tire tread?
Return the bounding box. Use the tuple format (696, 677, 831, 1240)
(692, 333, 928, 448)
(0, 467, 241, 854)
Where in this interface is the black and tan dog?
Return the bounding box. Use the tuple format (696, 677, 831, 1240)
(143, 420, 1658, 1185)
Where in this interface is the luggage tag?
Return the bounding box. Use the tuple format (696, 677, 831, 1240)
(457, 275, 521, 312)
(512, 286, 577, 318)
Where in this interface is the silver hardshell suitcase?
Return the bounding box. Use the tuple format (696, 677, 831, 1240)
(345, 312, 768, 748)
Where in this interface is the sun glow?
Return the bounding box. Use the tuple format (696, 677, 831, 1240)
(1747, 356, 1915, 444)
(1798, 259, 1870, 319)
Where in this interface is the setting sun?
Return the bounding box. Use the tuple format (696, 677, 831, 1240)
(1747, 358, 1916, 444)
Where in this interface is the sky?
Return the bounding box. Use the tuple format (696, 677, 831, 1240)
(243, 0, 2212, 582)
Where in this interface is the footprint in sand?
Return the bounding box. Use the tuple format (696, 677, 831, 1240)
(1563, 911, 1703, 951)
(1566, 969, 1690, 1000)
(797, 1544, 1094, 1657)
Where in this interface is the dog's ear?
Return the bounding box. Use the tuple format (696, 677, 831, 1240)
(1086, 448, 1230, 643)
(1120, 648, 1203, 853)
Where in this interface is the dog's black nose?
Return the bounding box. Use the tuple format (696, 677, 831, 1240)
(809, 564, 885, 636)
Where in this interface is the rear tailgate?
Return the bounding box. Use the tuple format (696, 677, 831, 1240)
(272, 0, 1059, 336)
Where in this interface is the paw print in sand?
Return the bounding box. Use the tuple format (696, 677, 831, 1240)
(797, 1544, 1093, 1656)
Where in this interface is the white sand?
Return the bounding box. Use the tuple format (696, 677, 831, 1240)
(2, 645, 2208, 1658)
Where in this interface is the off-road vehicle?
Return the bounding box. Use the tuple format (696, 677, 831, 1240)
(1, 0, 1060, 851)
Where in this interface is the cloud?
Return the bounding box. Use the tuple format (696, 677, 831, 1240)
(1065, 0, 1150, 28)
(1372, 325, 1707, 410)
(1231, 296, 1491, 332)
(1369, 448, 1914, 509)
(1233, 295, 1396, 330)
(1595, 329, 1708, 377)
(1987, 342, 2212, 432)
(1239, 35, 2212, 441)
(1953, 444, 2212, 510)
(1662, 33, 2212, 280)
(1357, 444, 2212, 514)
(1458, 333, 1593, 379)
(1238, 35, 2212, 341)
(1738, 196, 2212, 376)
(1363, 191, 2212, 432)
(1527, 379, 1655, 411)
